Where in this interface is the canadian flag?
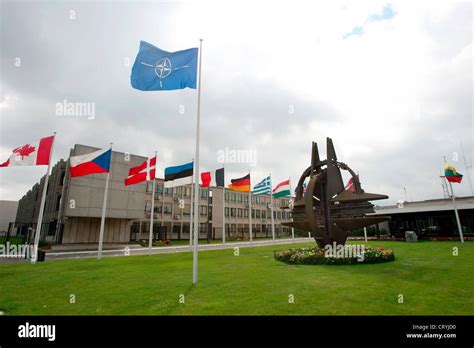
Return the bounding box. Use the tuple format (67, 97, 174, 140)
(124, 156, 156, 186)
(0, 135, 55, 167)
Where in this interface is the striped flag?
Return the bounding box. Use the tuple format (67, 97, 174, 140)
(273, 179, 291, 198)
(228, 174, 250, 192)
(444, 163, 463, 183)
(253, 176, 271, 195)
(164, 161, 193, 188)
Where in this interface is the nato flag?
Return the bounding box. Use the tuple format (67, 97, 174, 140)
(131, 41, 198, 91)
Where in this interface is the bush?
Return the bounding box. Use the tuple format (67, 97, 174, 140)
(274, 245, 395, 265)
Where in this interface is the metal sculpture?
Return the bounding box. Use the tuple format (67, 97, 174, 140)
(284, 138, 390, 247)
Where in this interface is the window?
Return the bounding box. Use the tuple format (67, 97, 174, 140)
(277, 211, 282, 219)
(200, 206, 207, 216)
(251, 209, 255, 218)
(175, 186, 182, 195)
(244, 195, 248, 203)
(231, 208, 236, 217)
(256, 210, 260, 218)
(237, 208, 243, 217)
(201, 189, 208, 199)
(262, 210, 266, 219)
(184, 187, 191, 197)
(244, 209, 248, 218)
(145, 201, 152, 212)
(165, 187, 173, 195)
(225, 191, 230, 201)
(164, 203, 172, 214)
(231, 193, 236, 202)
(237, 194, 242, 203)
(156, 183, 164, 194)
(56, 195, 61, 210)
(225, 207, 230, 217)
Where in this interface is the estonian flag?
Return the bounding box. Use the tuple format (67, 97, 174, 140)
(164, 161, 194, 188)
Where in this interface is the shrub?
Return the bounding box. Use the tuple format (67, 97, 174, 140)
(274, 245, 395, 265)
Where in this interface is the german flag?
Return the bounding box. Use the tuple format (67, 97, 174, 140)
(228, 173, 250, 192)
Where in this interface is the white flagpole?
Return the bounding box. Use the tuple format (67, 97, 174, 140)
(222, 164, 226, 244)
(363, 227, 368, 243)
(460, 141, 474, 196)
(447, 178, 464, 243)
(192, 39, 203, 285)
(148, 151, 157, 255)
(288, 176, 294, 240)
(189, 179, 194, 247)
(98, 143, 112, 259)
(32, 132, 56, 263)
(249, 169, 253, 242)
(270, 174, 275, 243)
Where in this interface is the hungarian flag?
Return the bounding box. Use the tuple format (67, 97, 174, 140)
(228, 173, 250, 192)
(0, 135, 54, 167)
(344, 174, 359, 193)
(272, 179, 291, 198)
(201, 168, 224, 188)
(444, 163, 463, 183)
(125, 156, 156, 186)
(70, 148, 111, 177)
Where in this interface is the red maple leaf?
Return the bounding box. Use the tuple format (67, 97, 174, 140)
(13, 144, 36, 160)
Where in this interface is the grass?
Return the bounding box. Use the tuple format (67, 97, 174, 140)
(0, 241, 473, 315)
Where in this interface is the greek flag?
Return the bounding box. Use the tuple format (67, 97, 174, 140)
(253, 176, 271, 195)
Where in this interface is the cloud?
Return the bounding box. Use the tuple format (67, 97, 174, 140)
(0, 0, 472, 204)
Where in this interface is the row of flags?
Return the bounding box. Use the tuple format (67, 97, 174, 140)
(0, 135, 293, 194)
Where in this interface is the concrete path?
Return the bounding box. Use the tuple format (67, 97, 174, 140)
(45, 238, 314, 260)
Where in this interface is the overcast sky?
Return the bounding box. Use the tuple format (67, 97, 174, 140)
(0, 0, 472, 204)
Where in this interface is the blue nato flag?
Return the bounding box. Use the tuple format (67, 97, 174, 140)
(131, 41, 198, 91)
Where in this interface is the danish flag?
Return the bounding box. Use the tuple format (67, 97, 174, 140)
(124, 156, 156, 186)
(0, 135, 54, 167)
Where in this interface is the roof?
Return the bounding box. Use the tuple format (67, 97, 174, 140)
(372, 196, 474, 215)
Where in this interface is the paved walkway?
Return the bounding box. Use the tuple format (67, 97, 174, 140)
(45, 238, 313, 260)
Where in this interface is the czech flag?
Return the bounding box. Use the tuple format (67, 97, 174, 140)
(70, 148, 111, 177)
(228, 174, 250, 192)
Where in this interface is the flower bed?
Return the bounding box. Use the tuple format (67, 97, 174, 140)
(274, 245, 395, 265)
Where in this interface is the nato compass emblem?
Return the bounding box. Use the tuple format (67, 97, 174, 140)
(140, 57, 190, 88)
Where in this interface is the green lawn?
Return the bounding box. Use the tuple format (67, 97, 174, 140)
(0, 241, 472, 315)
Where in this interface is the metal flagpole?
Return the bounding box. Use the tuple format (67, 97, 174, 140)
(189, 179, 194, 246)
(447, 179, 464, 243)
(54, 155, 69, 244)
(363, 227, 368, 243)
(192, 39, 203, 285)
(288, 176, 294, 240)
(32, 132, 56, 263)
(98, 143, 112, 259)
(248, 169, 253, 242)
(269, 174, 275, 243)
(460, 141, 473, 196)
(148, 151, 157, 255)
(222, 164, 226, 244)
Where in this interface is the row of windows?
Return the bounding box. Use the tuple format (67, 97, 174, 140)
(145, 183, 290, 206)
(225, 207, 290, 220)
(145, 202, 208, 215)
(133, 221, 291, 234)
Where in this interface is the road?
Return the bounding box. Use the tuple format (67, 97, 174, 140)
(45, 238, 314, 260)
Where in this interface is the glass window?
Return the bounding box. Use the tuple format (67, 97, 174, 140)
(231, 208, 236, 217)
(156, 183, 164, 194)
(225, 207, 229, 217)
(256, 210, 260, 218)
(237, 208, 242, 217)
(244, 209, 248, 218)
(165, 187, 173, 195)
(225, 191, 230, 201)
